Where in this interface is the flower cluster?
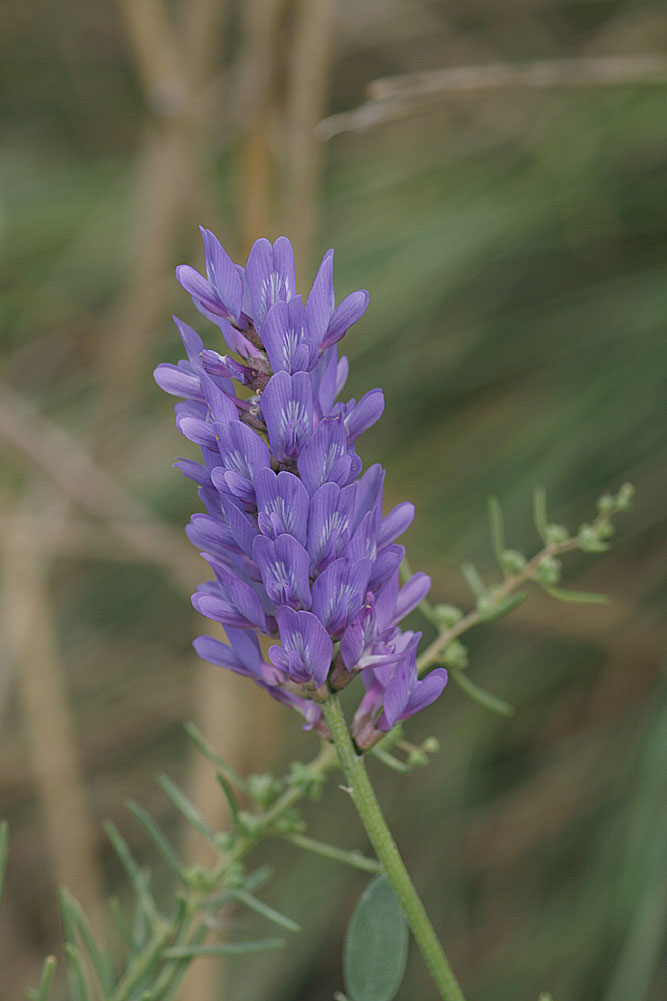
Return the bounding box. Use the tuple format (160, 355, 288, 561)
(155, 230, 447, 748)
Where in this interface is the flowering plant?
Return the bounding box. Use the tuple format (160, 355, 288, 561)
(7, 230, 632, 1001)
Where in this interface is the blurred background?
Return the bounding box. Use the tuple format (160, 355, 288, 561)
(1, 1, 666, 999)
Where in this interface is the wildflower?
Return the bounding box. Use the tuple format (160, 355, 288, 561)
(156, 232, 447, 743)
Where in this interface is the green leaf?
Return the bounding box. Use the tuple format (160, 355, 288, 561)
(63, 942, 91, 1001)
(461, 561, 487, 598)
(542, 584, 610, 604)
(156, 774, 217, 847)
(215, 773, 241, 829)
(26, 956, 57, 1001)
(230, 888, 300, 932)
(343, 876, 408, 1001)
(163, 939, 285, 958)
(533, 487, 548, 544)
(58, 887, 115, 994)
(104, 821, 160, 925)
(126, 801, 184, 879)
(183, 722, 248, 792)
(487, 495, 506, 568)
(449, 668, 514, 716)
(0, 820, 8, 906)
(478, 591, 527, 622)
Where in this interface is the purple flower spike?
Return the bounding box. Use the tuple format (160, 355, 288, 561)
(270, 606, 333, 687)
(253, 534, 312, 610)
(157, 226, 448, 732)
(261, 371, 313, 462)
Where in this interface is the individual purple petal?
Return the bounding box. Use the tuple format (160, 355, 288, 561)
(200, 226, 243, 323)
(253, 534, 311, 610)
(311, 557, 372, 638)
(378, 502, 415, 549)
(246, 236, 296, 330)
(174, 458, 211, 486)
(335, 357, 349, 397)
(343, 389, 385, 443)
(262, 297, 318, 375)
(305, 249, 335, 346)
(394, 572, 431, 622)
(153, 362, 203, 400)
(176, 414, 218, 450)
(176, 265, 225, 317)
(261, 371, 313, 462)
(307, 481, 356, 575)
(194, 628, 264, 678)
(196, 558, 267, 630)
(351, 464, 385, 533)
(296, 415, 349, 494)
(321, 289, 369, 350)
(186, 512, 237, 556)
(255, 467, 309, 546)
(401, 669, 448, 719)
(270, 605, 333, 687)
(173, 316, 204, 362)
(369, 544, 404, 592)
(218, 493, 258, 557)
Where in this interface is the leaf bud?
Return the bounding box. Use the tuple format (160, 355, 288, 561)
(545, 523, 569, 545)
(432, 603, 464, 627)
(577, 523, 608, 552)
(247, 773, 282, 807)
(501, 549, 526, 574)
(597, 519, 614, 540)
(537, 555, 561, 585)
(596, 494, 615, 515)
(616, 482, 635, 511)
(406, 749, 429, 768)
(421, 736, 440, 754)
(442, 640, 468, 670)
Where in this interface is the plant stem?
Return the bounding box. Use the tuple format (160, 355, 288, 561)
(322, 696, 466, 1001)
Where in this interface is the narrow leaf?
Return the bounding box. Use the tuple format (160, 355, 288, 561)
(0, 820, 8, 905)
(285, 833, 381, 874)
(449, 668, 514, 716)
(542, 584, 610, 604)
(108, 897, 135, 952)
(183, 722, 248, 791)
(215, 773, 240, 828)
(344, 876, 408, 1001)
(533, 487, 548, 543)
(147, 922, 208, 1001)
(461, 561, 487, 598)
(487, 496, 506, 569)
(59, 888, 115, 994)
(27, 956, 57, 1001)
(156, 774, 217, 846)
(163, 939, 285, 958)
(369, 746, 411, 773)
(63, 942, 90, 1001)
(104, 822, 159, 924)
(126, 801, 184, 879)
(231, 889, 300, 932)
(478, 591, 527, 622)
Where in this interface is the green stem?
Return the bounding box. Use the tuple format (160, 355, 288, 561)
(322, 697, 466, 1001)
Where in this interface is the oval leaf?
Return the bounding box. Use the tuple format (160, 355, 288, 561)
(343, 875, 408, 1001)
